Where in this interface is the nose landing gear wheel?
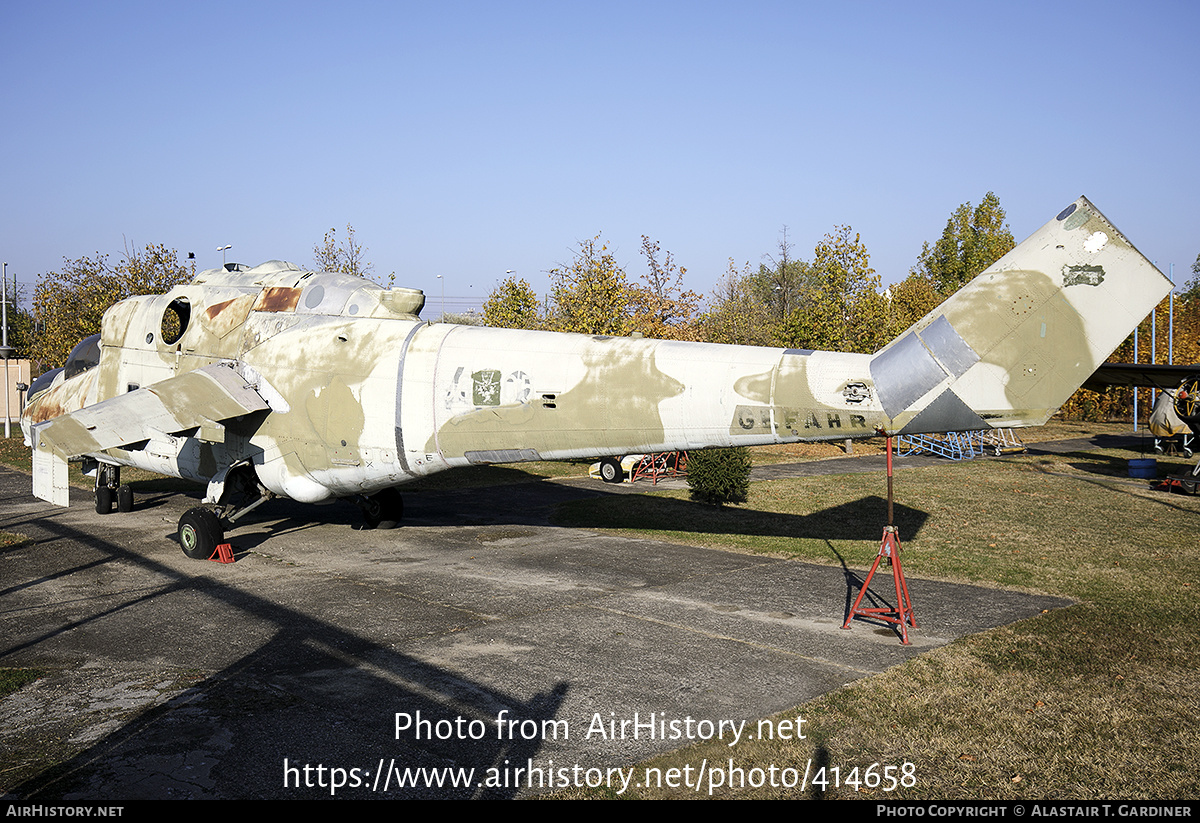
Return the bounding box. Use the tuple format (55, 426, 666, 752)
(362, 488, 404, 530)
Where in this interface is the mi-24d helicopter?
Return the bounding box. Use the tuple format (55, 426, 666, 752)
(21, 197, 1172, 558)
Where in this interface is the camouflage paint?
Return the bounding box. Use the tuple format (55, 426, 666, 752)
(427, 332, 686, 460)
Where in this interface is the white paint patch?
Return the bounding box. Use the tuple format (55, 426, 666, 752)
(1084, 231, 1109, 253)
(234, 362, 291, 413)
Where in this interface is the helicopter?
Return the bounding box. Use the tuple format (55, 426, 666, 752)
(22, 197, 1171, 558)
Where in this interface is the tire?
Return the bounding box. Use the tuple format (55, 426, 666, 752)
(599, 458, 622, 484)
(96, 485, 113, 515)
(364, 488, 403, 530)
(117, 484, 134, 513)
(179, 507, 223, 560)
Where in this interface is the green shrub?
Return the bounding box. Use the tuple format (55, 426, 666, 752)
(686, 447, 751, 506)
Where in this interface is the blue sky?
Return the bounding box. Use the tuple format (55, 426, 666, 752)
(2, 1, 1196, 316)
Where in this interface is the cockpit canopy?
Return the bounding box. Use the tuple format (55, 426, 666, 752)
(27, 367, 63, 400)
(63, 333, 101, 380)
(27, 332, 103, 400)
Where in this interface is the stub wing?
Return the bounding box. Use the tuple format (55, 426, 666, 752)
(30, 364, 270, 506)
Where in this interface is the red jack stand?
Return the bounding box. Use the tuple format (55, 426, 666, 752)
(210, 543, 235, 564)
(841, 436, 918, 645)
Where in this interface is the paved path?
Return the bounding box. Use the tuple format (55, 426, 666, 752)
(566, 431, 1151, 494)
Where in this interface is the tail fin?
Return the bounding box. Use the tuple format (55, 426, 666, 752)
(871, 196, 1172, 435)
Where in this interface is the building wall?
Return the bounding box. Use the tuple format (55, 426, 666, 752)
(2, 359, 32, 426)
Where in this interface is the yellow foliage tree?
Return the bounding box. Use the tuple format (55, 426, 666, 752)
(778, 226, 884, 353)
(483, 275, 541, 330)
(31, 243, 192, 373)
(627, 236, 701, 340)
(314, 224, 371, 276)
(913, 192, 1015, 295)
(313, 224, 394, 287)
(1060, 293, 1200, 421)
(548, 235, 631, 336)
(886, 271, 942, 336)
(701, 259, 778, 347)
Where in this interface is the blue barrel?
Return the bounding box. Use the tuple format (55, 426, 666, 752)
(1127, 458, 1157, 478)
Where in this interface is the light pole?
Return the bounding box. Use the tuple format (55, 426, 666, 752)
(1, 262, 12, 438)
(436, 275, 445, 322)
(217, 244, 232, 266)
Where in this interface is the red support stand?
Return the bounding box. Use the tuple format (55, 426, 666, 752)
(211, 543, 235, 564)
(629, 451, 688, 485)
(841, 436, 918, 645)
(841, 524, 918, 644)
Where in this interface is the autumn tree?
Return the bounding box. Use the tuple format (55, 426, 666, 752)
(314, 223, 371, 276)
(547, 235, 631, 335)
(753, 227, 811, 323)
(626, 236, 701, 340)
(1057, 289, 1200, 422)
(701, 229, 810, 348)
(913, 192, 1015, 294)
(483, 275, 541, 330)
(701, 259, 778, 347)
(313, 223, 395, 286)
(778, 226, 885, 353)
(31, 243, 192, 371)
(885, 271, 942, 336)
(1182, 252, 1200, 300)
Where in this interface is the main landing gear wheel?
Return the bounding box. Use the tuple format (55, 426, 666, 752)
(179, 507, 224, 560)
(117, 484, 134, 513)
(95, 464, 121, 514)
(599, 457, 622, 484)
(363, 488, 404, 530)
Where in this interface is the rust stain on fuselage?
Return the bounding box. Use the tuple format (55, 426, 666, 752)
(201, 293, 257, 340)
(29, 370, 97, 425)
(253, 287, 301, 313)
